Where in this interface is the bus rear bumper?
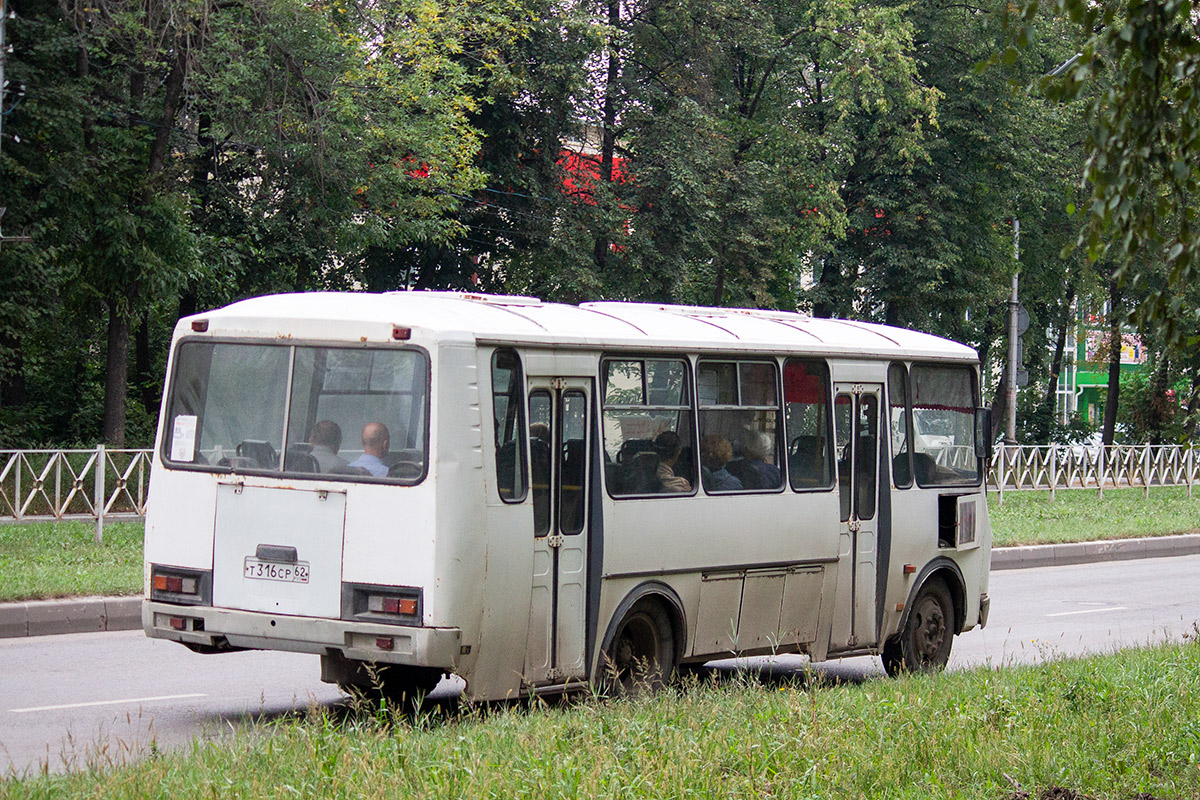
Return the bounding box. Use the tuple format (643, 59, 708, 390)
(142, 600, 462, 668)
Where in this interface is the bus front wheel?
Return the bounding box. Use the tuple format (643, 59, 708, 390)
(600, 599, 676, 696)
(882, 579, 954, 676)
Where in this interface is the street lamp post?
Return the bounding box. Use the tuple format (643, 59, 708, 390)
(1006, 217, 1019, 444)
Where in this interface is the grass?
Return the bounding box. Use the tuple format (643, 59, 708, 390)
(989, 486, 1200, 547)
(5, 642, 1200, 797)
(0, 520, 143, 602)
(2, 487, 1200, 601)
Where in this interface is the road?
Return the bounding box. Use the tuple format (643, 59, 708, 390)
(3, 555, 1199, 776)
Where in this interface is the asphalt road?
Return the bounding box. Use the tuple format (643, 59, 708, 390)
(4, 554, 1200, 777)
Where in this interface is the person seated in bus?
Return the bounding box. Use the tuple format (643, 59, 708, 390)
(308, 420, 348, 473)
(727, 430, 781, 490)
(653, 430, 691, 493)
(347, 422, 390, 477)
(700, 434, 743, 492)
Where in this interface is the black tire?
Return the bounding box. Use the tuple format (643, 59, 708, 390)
(600, 599, 676, 696)
(882, 579, 955, 676)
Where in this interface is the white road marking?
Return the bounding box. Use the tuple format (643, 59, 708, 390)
(1045, 606, 1128, 618)
(9, 693, 206, 714)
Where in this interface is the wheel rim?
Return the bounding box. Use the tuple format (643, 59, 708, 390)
(911, 594, 947, 664)
(612, 611, 662, 690)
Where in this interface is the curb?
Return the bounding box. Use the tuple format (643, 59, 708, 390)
(4, 534, 1200, 639)
(989, 532, 1200, 571)
(0, 596, 142, 639)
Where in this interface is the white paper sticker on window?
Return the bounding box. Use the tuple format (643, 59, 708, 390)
(171, 415, 198, 462)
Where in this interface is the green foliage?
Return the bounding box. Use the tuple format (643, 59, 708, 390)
(4, 0, 1184, 447)
(1008, 0, 1200, 350)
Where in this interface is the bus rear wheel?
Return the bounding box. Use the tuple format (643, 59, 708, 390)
(882, 579, 954, 676)
(600, 599, 676, 696)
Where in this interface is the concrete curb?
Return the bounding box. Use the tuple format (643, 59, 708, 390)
(3, 533, 1200, 639)
(0, 596, 141, 639)
(989, 532, 1200, 571)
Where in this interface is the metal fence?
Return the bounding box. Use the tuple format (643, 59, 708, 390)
(1, 443, 1195, 533)
(990, 444, 1198, 502)
(0, 447, 153, 541)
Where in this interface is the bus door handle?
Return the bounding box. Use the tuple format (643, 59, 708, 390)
(847, 519, 861, 533)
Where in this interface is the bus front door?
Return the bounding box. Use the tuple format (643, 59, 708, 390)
(831, 384, 881, 650)
(524, 379, 592, 686)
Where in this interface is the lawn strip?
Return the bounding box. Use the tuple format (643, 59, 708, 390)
(0, 521, 143, 602)
(5, 643, 1200, 798)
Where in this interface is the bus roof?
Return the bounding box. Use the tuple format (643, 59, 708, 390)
(191, 291, 978, 362)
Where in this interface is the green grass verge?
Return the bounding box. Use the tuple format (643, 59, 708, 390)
(989, 486, 1200, 547)
(3, 487, 1200, 602)
(0, 521, 143, 602)
(7, 643, 1200, 797)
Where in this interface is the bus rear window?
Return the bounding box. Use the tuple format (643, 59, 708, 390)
(163, 341, 429, 484)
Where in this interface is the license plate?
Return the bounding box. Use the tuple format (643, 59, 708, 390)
(243, 557, 310, 584)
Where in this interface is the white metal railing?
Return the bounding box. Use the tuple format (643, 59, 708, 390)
(989, 444, 1198, 502)
(1, 443, 1194, 534)
(0, 447, 153, 541)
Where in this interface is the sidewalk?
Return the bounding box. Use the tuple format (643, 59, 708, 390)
(4, 532, 1200, 639)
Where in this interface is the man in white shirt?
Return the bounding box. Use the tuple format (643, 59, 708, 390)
(309, 420, 348, 472)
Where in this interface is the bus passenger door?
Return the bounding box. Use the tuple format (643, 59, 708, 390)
(524, 379, 592, 686)
(831, 384, 881, 649)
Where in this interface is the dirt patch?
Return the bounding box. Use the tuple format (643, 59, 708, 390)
(1006, 789, 1162, 800)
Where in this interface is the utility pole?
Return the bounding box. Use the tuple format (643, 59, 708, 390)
(1005, 217, 1020, 444)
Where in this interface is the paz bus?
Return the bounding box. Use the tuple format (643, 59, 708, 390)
(143, 292, 992, 699)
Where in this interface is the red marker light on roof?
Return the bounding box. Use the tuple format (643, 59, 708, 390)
(191, 319, 209, 332)
(392, 326, 411, 341)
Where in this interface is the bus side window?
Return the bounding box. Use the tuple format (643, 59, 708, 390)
(697, 360, 782, 493)
(783, 359, 833, 491)
(888, 363, 913, 488)
(529, 391, 552, 536)
(491, 349, 528, 503)
(601, 357, 695, 497)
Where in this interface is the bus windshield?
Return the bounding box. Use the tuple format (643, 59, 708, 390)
(161, 341, 429, 484)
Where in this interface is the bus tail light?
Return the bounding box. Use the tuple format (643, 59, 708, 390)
(150, 565, 212, 606)
(344, 583, 422, 626)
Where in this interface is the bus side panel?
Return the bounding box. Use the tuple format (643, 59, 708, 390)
(882, 488, 991, 639)
(597, 491, 840, 663)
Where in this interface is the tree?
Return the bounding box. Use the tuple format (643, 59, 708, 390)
(1007, 0, 1200, 349)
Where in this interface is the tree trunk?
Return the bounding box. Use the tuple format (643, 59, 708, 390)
(102, 302, 130, 446)
(0, 331, 28, 408)
(1146, 356, 1172, 445)
(592, 0, 621, 273)
(812, 258, 840, 319)
(1101, 279, 1122, 446)
(991, 368, 1009, 443)
(135, 312, 157, 416)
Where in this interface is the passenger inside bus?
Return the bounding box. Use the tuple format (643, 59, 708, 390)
(309, 420, 348, 473)
(347, 422, 390, 477)
(653, 431, 692, 493)
(726, 430, 781, 490)
(700, 434, 743, 492)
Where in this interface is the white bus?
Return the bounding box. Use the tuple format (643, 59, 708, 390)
(143, 292, 992, 699)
